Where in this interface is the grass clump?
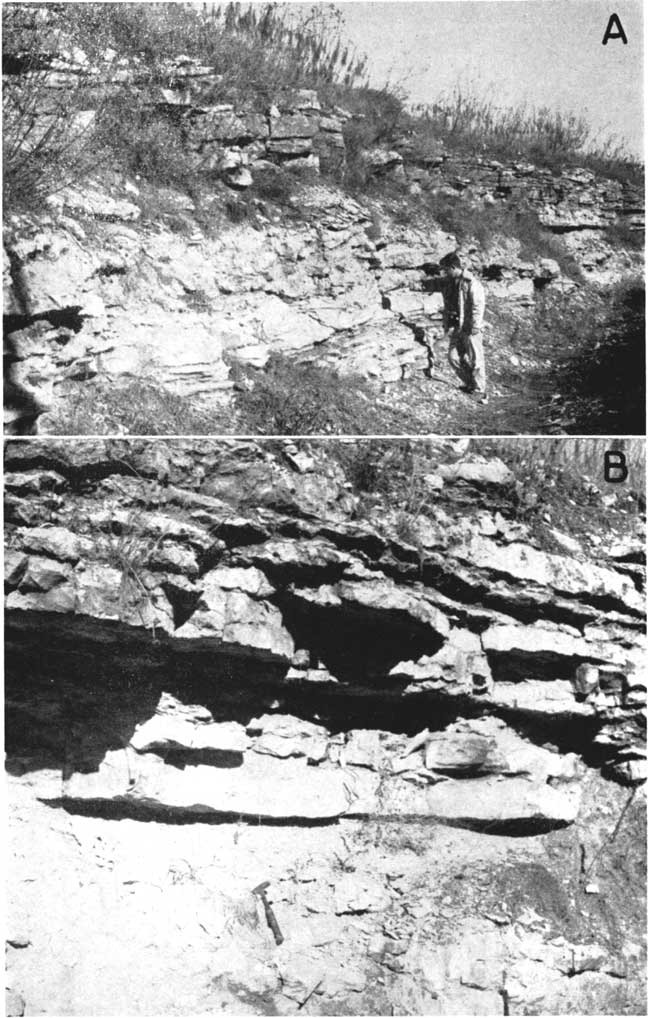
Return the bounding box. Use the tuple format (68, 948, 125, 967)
(427, 194, 583, 278)
(330, 441, 435, 549)
(481, 437, 645, 554)
(603, 220, 645, 252)
(234, 354, 386, 435)
(410, 88, 643, 185)
(97, 505, 167, 638)
(47, 375, 229, 436)
(332, 440, 426, 500)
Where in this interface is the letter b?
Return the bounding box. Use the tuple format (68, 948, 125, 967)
(604, 450, 628, 483)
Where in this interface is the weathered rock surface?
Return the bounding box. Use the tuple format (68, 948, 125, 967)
(3, 40, 643, 432)
(5, 438, 646, 1016)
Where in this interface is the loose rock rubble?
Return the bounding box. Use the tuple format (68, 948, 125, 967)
(5, 439, 647, 1015)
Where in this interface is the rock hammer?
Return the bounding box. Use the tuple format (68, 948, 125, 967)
(252, 880, 284, 945)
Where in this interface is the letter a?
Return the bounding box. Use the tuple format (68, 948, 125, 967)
(602, 13, 628, 44)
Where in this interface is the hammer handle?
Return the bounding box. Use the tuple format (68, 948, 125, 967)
(261, 894, 284, 945)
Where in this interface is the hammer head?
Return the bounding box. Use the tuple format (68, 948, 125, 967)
(252, 880, 270, 896)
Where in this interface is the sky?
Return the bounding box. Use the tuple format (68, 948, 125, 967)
(329, 1, 644, 157)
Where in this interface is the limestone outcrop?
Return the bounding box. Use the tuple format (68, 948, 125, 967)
(5, 438, 645, 793)
(5, 438, 646, 1015)
(3, 30, 644, 432)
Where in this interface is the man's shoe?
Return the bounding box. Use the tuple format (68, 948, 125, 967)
(476, 392, 489, 405)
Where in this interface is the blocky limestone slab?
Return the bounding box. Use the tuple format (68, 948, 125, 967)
(14, 525, 90, 563)
(130, 694, 249, 755)
(6, 583, 76, 615)
(8, 232, 101, 316)
(403, 717, 579, 785)
(5, 550, 28, 588)
(319, 579, 450, 638)
(248, 713, 329, 762)
(6, 560, 175, 632)
(437, 458, 515, 487)
(63, 750, 351, 820)
(201, 566, 275, 598)
(175, 585, 294, 661)
(391, 627, 492, 695)
(18, 555, 73, 593)
(490, 680, 596, 718)
(482, 622, 599, 661)
(270, 114, 319, 139)
(452, 538, 644, 614)
(425, 775, 580, 828)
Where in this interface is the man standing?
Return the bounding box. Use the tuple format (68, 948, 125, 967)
(439, 252, 488, 404)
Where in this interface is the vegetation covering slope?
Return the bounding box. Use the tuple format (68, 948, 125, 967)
(3, 1, 642, 211)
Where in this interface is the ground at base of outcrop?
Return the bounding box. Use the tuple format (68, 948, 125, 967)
(47, 323, 638, 438)
(371, 334, 639, 439)
(6, 768, 646, 1017)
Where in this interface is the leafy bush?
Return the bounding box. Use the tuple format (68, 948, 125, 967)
(97, 105, 198, 189)
(3, 6, 106, 209)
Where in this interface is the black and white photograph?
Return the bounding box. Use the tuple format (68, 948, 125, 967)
(2, 1, 644, 437)
(2, 2, 647, 1017)
(4, 437, 647, 1015)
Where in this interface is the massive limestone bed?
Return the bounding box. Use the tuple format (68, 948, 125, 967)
(5, 439, 647, 1015)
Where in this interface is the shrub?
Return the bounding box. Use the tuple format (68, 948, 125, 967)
(3, 6, 106, 209)
(251, 165, 296, 206)
(338, 86, 406, 191)
(97, 103, 198, 189)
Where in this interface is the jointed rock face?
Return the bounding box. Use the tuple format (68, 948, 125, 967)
(5, 439, 647, 1015)
(3, 38, 644, 432)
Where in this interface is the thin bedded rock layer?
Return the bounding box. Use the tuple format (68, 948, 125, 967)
(5, 438, 646, 797)
(5, 438, 647, 1017)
